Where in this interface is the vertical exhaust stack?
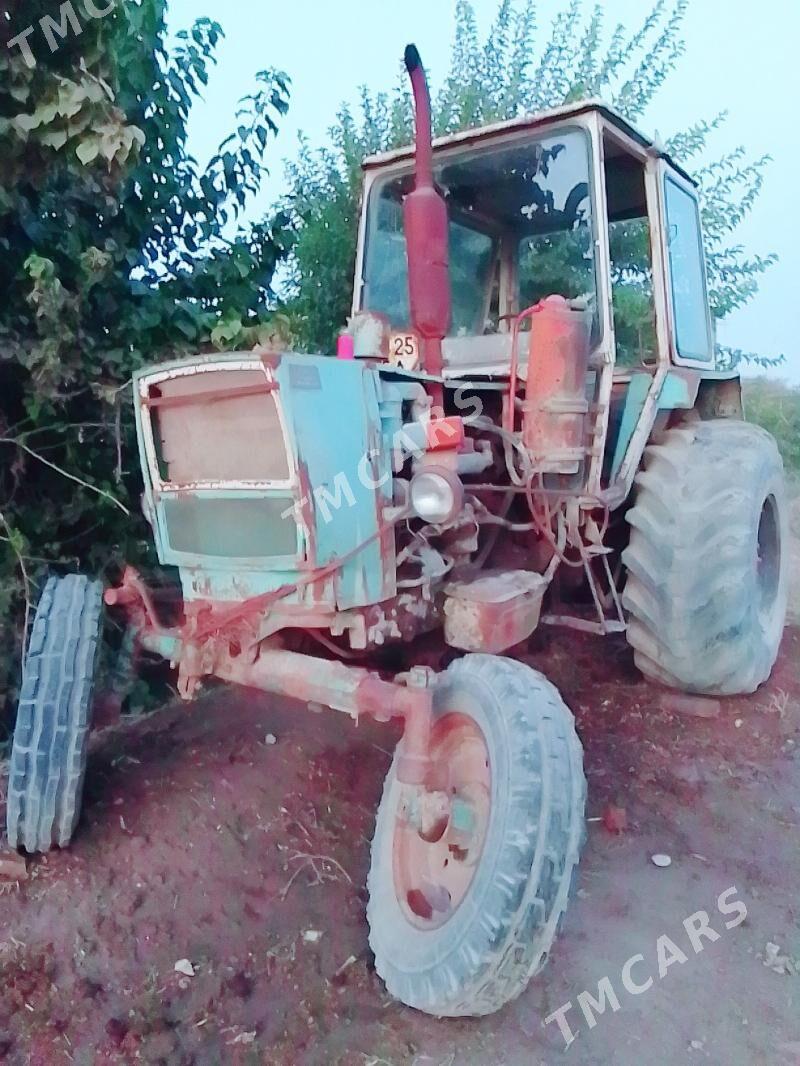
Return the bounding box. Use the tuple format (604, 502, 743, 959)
(404, 44, 451, 381)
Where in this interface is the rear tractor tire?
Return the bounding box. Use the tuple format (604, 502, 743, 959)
(623, 419, 788, 695)
(367, 654, 586, 1017)
(6, 575, 103, 853)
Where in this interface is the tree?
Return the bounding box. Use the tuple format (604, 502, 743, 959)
(0, 0, 291, 715)
(278, 0, 776, 367)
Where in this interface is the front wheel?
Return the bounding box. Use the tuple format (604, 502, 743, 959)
(6, 574, 103, 853)
(367, 654, 586, 1017)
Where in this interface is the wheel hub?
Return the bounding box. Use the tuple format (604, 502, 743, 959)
(393, 713, 491, 929)
(756, 493, 781, 616)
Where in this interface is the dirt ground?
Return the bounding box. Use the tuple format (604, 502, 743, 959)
(0, 611, 797, 1066)
(787, 483, 800, 626)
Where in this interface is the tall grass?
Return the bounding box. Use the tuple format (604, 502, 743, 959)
(743, 378, 800, 474)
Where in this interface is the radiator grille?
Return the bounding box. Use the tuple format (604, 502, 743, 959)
(150, 370, 290, 484)
(162, 496, 297, 559)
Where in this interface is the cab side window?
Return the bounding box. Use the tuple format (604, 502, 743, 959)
(603, 147, 657, 368)
(664, 179, 713, 361)
(608, 216, 657, 367)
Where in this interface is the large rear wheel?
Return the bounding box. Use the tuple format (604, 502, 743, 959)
(6, 574, 103, 853)
(623, 420, 788, 695)
(367, 654, 586, 1017)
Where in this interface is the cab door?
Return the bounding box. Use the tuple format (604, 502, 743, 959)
(661, 168, 716, 368)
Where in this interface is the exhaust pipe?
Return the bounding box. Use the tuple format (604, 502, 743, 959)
(404, 44, 451, 382)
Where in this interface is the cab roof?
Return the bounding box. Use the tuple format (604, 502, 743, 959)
(362, 98, 695, 186)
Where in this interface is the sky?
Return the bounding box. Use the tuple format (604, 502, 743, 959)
(166, 0, 799, 380)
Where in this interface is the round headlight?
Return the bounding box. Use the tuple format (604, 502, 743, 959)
(410, 470, 462, 525)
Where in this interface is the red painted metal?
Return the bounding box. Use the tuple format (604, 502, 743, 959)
(188, 518, 400, 642)
(104, 584, 138, 608)
(142, 381, 278, 411)
(403, 44, 451, 385)
(107, 516, 404, 663)
(443, 570, 547, 653)
(505, 304, 538, 432)
(522, 295, 592, 471)
(222, 652, 432, 785)
(393, 713, 490, 927)
(425, 417, 464, 452)
(107, 560, 435, 785)
(105, 567, 172, 634)
(212, 645, 431, 721)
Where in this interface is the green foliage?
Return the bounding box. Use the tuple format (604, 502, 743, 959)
(278, 0, 777, 364)
(0, 1, 291, 716)
(607, 219, 658, 365)
(743, 379, 800, 474)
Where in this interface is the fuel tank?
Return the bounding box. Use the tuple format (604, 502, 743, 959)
(522, 295, 592, 475)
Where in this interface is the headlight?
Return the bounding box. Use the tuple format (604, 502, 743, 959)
(410, 469, 463, 525)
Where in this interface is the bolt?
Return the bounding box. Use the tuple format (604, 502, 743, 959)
(405, 665, 437, 689)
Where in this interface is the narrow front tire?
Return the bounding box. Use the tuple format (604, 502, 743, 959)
(6, 575, 103, 853)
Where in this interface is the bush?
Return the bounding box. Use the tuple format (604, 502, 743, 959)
(743, 379, 800, 474)
(0, 1, 291, 724)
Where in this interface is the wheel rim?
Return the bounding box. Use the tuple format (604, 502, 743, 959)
(393, 712, 491, 931)
(756, 494, 781, 617)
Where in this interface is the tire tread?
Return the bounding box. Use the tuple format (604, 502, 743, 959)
(7, 575, 103, 852)
(622, 419, 787, 695)
(367, 655, 586, 1017)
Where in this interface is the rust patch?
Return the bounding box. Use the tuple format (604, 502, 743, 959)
(443, 570, 548, 653)
(296, 459, 317, 571)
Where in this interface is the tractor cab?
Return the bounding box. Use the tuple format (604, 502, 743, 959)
(354, 99, 726, 498)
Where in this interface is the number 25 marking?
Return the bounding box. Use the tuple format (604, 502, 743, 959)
(392, 335, 416, 357)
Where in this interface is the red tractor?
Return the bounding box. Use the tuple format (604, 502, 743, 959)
(7, 46, 787, 1017)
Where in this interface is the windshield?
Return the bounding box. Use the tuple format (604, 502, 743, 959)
(361, 127, 598, 339)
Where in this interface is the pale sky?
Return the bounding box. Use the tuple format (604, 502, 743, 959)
(167, 0, 799, 380)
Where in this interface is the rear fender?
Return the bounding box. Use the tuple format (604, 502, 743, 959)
(610, 367, 742, 499)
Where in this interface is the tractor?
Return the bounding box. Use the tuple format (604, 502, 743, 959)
(6, 45, 788, 1018)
